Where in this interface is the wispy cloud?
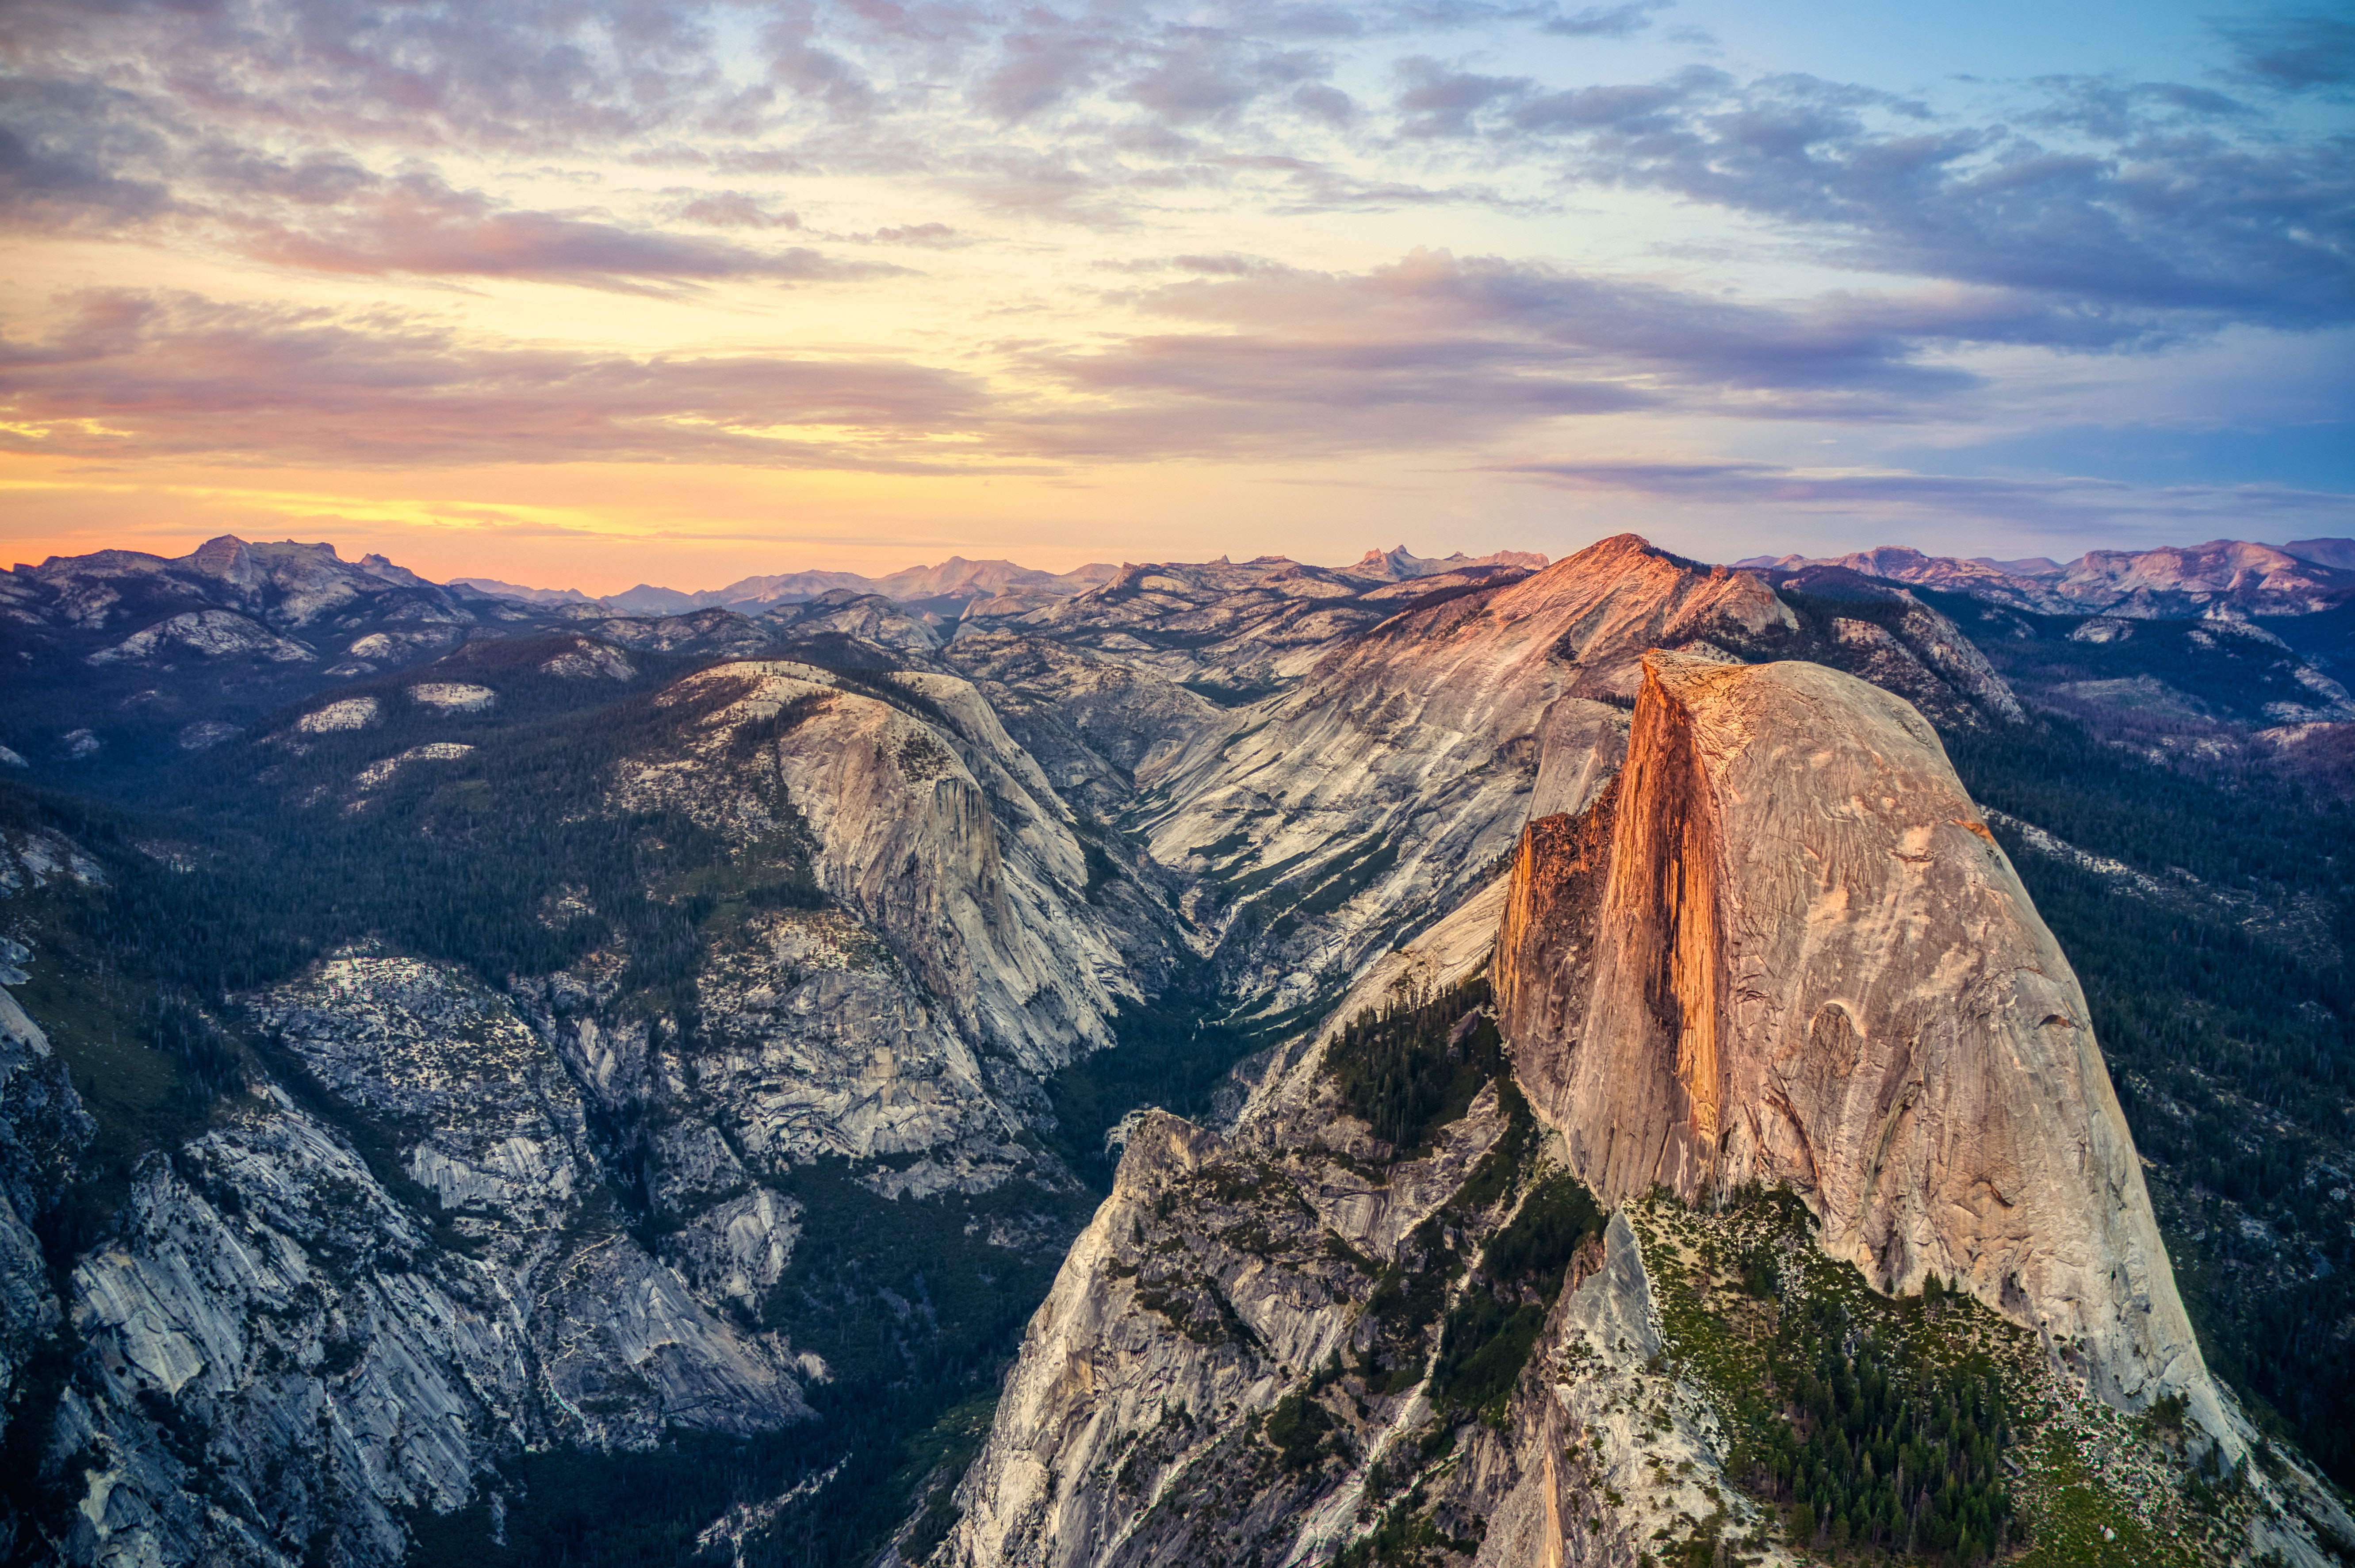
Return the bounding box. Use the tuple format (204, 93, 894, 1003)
(11, 1, 2339, 321)
(0, 291, 989, 470)
(226, 175, 897, 289)
(2214, 13, 2355, 92)
(1506, 69, 2355, 328)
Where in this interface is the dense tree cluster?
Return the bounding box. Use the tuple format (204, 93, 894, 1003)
(1740, 1296, 2013, 1564)
(1328, 975, 1503, 1154)
(1429, 1172, 1605, 1423)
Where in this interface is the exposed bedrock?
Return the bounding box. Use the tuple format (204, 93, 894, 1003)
(1497, 650, 2216, 1426)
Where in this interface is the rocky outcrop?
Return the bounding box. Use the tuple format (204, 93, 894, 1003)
(927, 622, 2339, 1568)
(244, 952, 809, 1446)
(0, 983, 88, 1411)
(13, 526, 2354, 1567)
(58, 1104, 518, 1566)
(933, 882, 1516, 1568)
(1498, 651, 2211, 1421)
(942, 630, 1224, 817)
(0, 627, 1168, 1564)
(625, 661, 1149, 1079)
(1467, 1209, 1796, 1568)
(85, 610, 318, 667)
(961, 554, 1539, 701)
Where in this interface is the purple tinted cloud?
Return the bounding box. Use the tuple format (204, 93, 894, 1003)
(1540, 3, 1665, 38)
(7, 0, 2342, 332)
(674, 191, 802, 230)
(1509, 70, 2355, 327)
(1393, 57, 1530, 136)
(228, 176, 891, 288)
(0, 290, 988, 470)
(1122, 249, 2072, 395)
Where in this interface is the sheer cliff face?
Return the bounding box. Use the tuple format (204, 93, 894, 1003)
(1127, 535, 1787, 1000)
(1499, 651, 2208, 1414)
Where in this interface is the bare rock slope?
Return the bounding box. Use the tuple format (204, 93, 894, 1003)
(1127, 536, 1788, 1005)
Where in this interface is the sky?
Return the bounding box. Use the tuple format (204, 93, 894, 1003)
(1, 1, 2350, 593)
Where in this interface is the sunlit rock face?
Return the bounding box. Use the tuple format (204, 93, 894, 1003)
(1497, 651, 2213, 1419)
(1127, 534, 1793, 1006)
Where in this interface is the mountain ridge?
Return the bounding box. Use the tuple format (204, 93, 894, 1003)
(1, 526, 2351, 1566)
(1738, 538, 2355, 620)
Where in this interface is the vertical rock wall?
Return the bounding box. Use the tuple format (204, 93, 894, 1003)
(1497, 651, 2217, 1422)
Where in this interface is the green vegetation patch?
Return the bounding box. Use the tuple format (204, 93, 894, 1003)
(1326, 974, 1502, 1155)
(1333, 1486, 1479, 1567)
(1429, 1170, 1607, 1425)
(1041, 967, 1256, 1192)
(1264, 1390, 1341, 1470)
(1631, 1188, 2269, 1568)
(758, 1160, 1093, 1390)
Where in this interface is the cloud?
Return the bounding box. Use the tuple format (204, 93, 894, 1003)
(1290, 82, 1358, 123)
(976, 27, 1122, 122)
(1393, 57, 1531, 136)
(764, 4, 881, 117)
(1206, 153, 1540, 214)
(226, 177, 895, 290)
(0, 290, 990, 471)
(0, 77, 177, 230)
(3, 0, 2347, 503)
(674, 191, 802, 229)
(16, 1, 2329, 336)
(1122, 249, 2061, 394)
(992, 246, 2303, 464)
(1540, 3, 1667, 38)
(1114, 32, 1326, 125)
(1491, 456, 2355, 531)
(866, 222, 962, 246)
(1002, 250, 2117, 461)
(2216, 14, 2355, 92)
(0, 0, 741, 153)
(1025, 330, 1652, 455)
(0, 120, 172, 230)
(0, 246, 2121, 482)
(1504, 69, 2355, 328)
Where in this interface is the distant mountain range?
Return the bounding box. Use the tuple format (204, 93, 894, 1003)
(454, 546, 1549, 617)
(1735, 537, 2355, 619)
(458, 537, 2355, 624)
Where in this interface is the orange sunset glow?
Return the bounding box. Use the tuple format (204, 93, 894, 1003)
(4, 1, 2349, 590)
